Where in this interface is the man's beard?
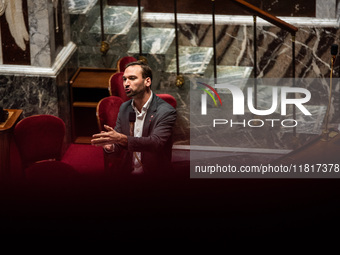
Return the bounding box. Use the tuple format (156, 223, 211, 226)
(126, 87, 146, 98)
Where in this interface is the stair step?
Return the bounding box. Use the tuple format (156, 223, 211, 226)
(283, 105, 327, 135)
(89, 5, 141, 35)
(73, 5, 143, 68)
(67, 0, 98, 15)
(128, 27, 175, 55)
(213, 65, 253, 93)
(214, 65, 253, 81)
(166, 46, 214, 75)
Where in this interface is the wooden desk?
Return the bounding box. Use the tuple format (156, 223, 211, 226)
(0, 109, 22, 181)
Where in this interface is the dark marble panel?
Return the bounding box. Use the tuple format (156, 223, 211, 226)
(0, 75, 57, 119)
(0, 61, 77, 152)
(176, 24, 340, 80)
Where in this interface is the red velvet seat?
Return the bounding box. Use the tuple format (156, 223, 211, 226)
(111, 56, 138, 103)
(96, 96, 125, 172)
(157, 94, 177, 109)
(108, 72, 131, 102)
(96, 96, 124, 131)
(14, 114, 77, 180)
(117, 56, 137, 73)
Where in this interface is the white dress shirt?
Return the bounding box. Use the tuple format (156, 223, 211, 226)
(130, 92, 153, 174)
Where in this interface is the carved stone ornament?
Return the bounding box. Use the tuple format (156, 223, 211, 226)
(0, 0, 29, 51)
(0, 0, 7, 16)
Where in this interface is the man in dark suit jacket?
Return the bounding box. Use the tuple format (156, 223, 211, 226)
(91, 61, 177, 176)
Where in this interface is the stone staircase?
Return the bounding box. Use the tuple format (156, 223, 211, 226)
(68, 1, 222, 79)
(67, 2, 256, 92)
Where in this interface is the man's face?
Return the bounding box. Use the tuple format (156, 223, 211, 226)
(123, 65, 151, 98)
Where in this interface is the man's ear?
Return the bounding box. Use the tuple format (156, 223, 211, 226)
(145, 77, 152, 87)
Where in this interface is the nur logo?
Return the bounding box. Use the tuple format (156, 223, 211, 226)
(198, 82, 222, 115)
(199, 82, 312, 116)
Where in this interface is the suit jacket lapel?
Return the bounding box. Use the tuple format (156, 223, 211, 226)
(142, 95, 158, 136)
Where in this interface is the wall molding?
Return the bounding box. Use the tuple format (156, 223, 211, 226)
(0, 42, 77, 77)
(173, 145, 291, 155)
(143, 13, 339, 27)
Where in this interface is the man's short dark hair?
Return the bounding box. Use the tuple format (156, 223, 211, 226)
(125, 61, 153, 81)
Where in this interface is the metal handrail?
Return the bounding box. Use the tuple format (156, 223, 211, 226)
(174, 0, 179, 77)
(174, 0, 184, 87)
(230, 0, 298, 35)
(228, 0, 298, 136)
(212, 0, 217, 84)
(137, 0, 142, 57)
(99, 0, 109, 55)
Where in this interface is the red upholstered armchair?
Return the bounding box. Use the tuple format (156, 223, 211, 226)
(157, 94, 177, 109)
(96, 96, 124, 131)
(14, 114, 77, 182)
(116, 56, 137, 73)
(108, 72, 131, 102)
(96, 96, 124, 172)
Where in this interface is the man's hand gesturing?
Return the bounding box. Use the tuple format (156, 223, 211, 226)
(91, 125, 127, 149)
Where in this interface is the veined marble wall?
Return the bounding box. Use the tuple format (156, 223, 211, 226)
(174, 24, 340, 79)
(146, 10, 340, 148)
(146, 23, 340, 145)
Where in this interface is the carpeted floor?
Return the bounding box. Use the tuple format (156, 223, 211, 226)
(10, 142, 106, 180)
(10, 140, 191, 182)
(61, 143, 105, 175)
